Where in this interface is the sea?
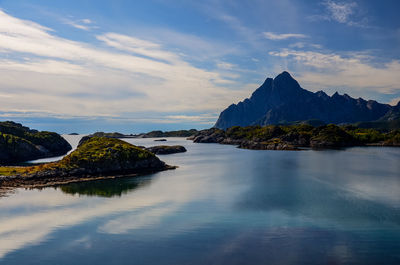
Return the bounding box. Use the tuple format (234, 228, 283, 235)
(0, 136, 399, 265)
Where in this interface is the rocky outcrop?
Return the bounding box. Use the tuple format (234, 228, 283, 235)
(309, 124, 358, 148)
(190, 124, 400, 150)
(78, 132, 135, 146)
(0, 121, 72, 164)
(193, 128, 226, 143)
(239, 140, 297, 150)
(0, 137, 175, 188)
(135, 129, 198, 138)
(146, 145, 187, 155)
(215, 71, 396, 129)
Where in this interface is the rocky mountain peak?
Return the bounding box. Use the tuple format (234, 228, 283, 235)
(273, 71, 301, 92)
(214, 71, 394, 129)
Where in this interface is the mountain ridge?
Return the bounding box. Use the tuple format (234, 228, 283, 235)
(215, 71, 397, 129)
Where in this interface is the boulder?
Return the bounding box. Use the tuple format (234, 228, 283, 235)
(146, 145, 187, 155)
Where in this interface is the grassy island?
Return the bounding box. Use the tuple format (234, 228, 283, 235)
(0, 137, 174, 188)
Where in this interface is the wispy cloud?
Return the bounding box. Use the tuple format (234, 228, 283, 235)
(389, 97, 400, 106)
(269, 48, 400, 97)
(216, 61, 236, 70)
(165, 114, 218, 124)
(309, 0, 367, 27)
(324, 0, 357, 23)
(0, 10, 251, 123)
(96, 33, 178, 62)
(288, 42, 322, 49)
(263, 32, 307, 40)
(63, 17, 95, 31)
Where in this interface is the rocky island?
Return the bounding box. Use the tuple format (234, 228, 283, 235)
(0, 137, 175, 188)
(146, 145, 187, 155)
(0, 121, 72, 164)
(135, 129, 198, 138)
(191, 124, 400, 150)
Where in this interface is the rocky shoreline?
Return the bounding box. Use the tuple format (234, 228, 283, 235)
(0, 165, 176, 189)
(189, 125, 400, 150)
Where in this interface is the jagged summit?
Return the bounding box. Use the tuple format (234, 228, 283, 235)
(214, 71, 395, 129)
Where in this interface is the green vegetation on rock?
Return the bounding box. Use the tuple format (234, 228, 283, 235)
(146, 145, 187, 155)
(138, 129, 198, 138)
(192, 124, 400, 149)
(0, 137, 171, 186)
(310, 124, 356, 148)
(0, 121, 71, 164)
(60, 137, 159, 172)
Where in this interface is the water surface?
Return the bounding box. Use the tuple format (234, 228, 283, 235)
(1, 137, 399, 265)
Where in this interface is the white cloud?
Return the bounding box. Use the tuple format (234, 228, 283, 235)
(289, 42, 322, 49)
(165, 114, 218, 124)
(0, 59, 88, 75)
(263, 32, 307, 40)
(216, 61, 236, 70)
(269, 49, 400, 95)
(63, 18, 95, 31)
(389, 97, 400, 106)
(324, 0, 356, 23)
(96, 33, 178, 62)
(0, 10, 251, 122)
(81, 19, 92, 24)
(309, 0, 367, 27)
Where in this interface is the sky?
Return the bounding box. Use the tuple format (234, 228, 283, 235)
(0, 0, 399, 133)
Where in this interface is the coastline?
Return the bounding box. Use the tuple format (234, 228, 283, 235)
(0, 165, 176, 189)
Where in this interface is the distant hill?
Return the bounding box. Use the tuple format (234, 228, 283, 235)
(215, 71, 399, 129)
(135, 129, 198, 138)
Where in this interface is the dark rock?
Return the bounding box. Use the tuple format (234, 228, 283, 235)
(193, 128, 225, 143)
(310, 124, 357, 148)
(154, 139, 167, 141)
(136, 129, 198, 138)
(78, 135, 92, 147)
(146, 145, 187, 155)
(240, 140, 298, 150)
(0, 121, 72, 164)
(78, 132, 136, 147)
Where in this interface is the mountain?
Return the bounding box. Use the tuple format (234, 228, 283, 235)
(215, 71, 398, 129)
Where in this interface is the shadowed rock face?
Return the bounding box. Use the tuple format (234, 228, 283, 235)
(215, 71, 396, 129)
(0, 121, 72, 164)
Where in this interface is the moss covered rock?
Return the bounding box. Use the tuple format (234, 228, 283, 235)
(310, 124, 357, 148)
(0, 137, 173, 187)
(146, 145, 187, 155)
(0, 121, 71, 164)
(60, 137, 165, 174)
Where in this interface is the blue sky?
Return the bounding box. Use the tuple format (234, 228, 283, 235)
(0, 0, 399, 133)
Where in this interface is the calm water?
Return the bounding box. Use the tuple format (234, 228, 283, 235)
(1, 137, 400, 265)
